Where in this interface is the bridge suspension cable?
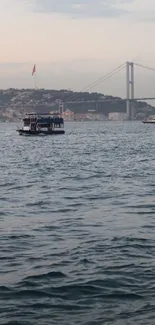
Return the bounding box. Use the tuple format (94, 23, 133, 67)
(64, 62, 126, 102)
(83, 63, 126, 92)
(134, 62, 155, 72)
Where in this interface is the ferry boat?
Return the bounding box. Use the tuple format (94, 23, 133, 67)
(142, 116, 155, 124)
(16, 112, 65, 135)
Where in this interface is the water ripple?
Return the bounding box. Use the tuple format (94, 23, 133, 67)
(1, 121, 155, 324)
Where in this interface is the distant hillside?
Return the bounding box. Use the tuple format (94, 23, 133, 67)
(0, 88, 154, 120)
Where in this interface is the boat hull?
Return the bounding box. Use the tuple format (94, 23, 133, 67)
(142, 121, 155, 124)
(17, 129, 65, 136)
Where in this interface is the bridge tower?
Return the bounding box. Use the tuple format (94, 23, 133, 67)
(58, 100, 64, 116)
(126, 62, 134, 119)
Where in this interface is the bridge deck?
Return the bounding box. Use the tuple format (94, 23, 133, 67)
(65, 97, 155, 104)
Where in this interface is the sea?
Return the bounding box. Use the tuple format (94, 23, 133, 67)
(0, 121, 155, 325)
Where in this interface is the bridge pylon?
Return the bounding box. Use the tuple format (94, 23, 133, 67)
(58, 100, 64, 116)
(126, 61, 134, 119)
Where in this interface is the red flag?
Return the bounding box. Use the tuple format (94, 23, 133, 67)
(32, 64, 36, 76)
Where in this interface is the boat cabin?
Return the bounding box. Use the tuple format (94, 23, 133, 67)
(17, 112, 65, 135)
(23, 113, 64, 132)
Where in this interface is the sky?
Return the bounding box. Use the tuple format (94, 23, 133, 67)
(0, 0, 155, 100)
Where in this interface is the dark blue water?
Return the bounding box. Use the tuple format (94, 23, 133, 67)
(1, 121, 155, 325)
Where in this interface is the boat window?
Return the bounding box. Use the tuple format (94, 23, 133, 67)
(23, 118, 30, 126)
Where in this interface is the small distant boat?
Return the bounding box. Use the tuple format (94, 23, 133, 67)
(16, 112, 65, 136)
(142, 115, 155, 124)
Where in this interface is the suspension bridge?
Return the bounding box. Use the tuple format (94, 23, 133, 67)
(59, 61, 155, 119)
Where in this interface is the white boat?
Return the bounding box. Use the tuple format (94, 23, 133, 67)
(16, 112, 65, 135)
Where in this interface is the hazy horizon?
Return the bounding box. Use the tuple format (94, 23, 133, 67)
(1, 0, 155, 104)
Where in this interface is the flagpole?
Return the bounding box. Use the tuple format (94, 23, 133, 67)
(32, 64, 37, 89)
(34, 64, 37, 89)
(34, 67, 37, 89)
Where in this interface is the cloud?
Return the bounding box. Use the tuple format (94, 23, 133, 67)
(28, 0, 133, 18)
(23, 0, 155, 21)
(110, 0, 155, 22)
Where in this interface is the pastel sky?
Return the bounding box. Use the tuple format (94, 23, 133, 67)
(1, 0, 155, 101)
